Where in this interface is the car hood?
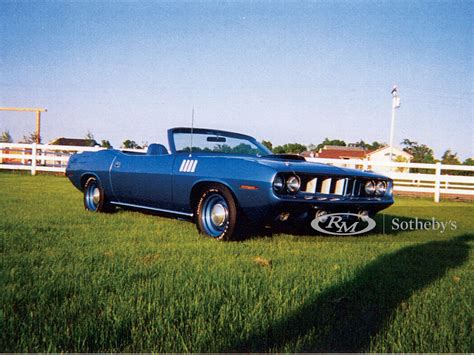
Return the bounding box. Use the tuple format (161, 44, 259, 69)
(256, 156, 389, 179)
(186, 153, 390, 180)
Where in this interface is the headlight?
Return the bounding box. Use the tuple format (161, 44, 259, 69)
(375, 180, 387, 196)
(273, 175, 284, 192)
(286, 175, 301, 193)
(387, 181, 393, 196)
(364, 180, 376, 195)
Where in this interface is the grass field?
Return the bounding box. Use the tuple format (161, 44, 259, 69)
(1, 172, 473, 352)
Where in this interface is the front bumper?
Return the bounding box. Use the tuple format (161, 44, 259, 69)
(265, 194, 394, 224)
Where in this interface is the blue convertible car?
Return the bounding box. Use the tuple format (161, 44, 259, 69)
(66, 127, 394, 240)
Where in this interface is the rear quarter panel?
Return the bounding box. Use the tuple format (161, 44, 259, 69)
(66, 150, 117, 196)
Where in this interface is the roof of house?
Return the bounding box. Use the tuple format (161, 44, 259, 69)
(315, 145, 369, 159)
(320, 145, 366, 151)
(47, 137, 98, 146)
(317, 149, 369, 159)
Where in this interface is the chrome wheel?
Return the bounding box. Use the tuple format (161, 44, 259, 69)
(201, 193, 229, 237)
(85, 180, 100, 211)
(83, 177, 115, 213)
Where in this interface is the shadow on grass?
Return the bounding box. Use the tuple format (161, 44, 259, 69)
(225, 234, 472, 352)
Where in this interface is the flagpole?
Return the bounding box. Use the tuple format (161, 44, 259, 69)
(389, 85, 400, 161)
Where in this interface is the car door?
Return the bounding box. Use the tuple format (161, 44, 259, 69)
(110, 152, 174, 209)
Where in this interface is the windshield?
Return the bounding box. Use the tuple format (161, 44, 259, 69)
(173, 131, 271, 156)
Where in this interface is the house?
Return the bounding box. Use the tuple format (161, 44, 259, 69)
(303, 144, 413, 173)
(367, 146, 413, 173)
(300, 151, 316, 158)
(312, 145, 370, 169)
(47, 137, 99, 147)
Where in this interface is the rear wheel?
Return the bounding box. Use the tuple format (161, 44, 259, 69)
(195, 185, 239, 241)
(83, 177, 114, 212)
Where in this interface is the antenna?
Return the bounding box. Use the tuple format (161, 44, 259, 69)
(189, 107, 194, 157)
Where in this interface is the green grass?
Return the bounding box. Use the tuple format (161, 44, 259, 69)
(1, 172, 473, 352)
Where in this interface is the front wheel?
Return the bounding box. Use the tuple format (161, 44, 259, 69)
(195, 185, 239, 241)
(83, 177, 114, 212)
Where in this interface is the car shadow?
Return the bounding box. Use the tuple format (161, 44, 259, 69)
(114, 208, 438, 239)
(224, 234, 472, 352)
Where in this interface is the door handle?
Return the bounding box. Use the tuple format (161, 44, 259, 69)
(114, 161, 121, 168)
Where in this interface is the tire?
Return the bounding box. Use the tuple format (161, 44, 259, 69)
(83, 177, 114, 213)
(195, 185, 239, 241)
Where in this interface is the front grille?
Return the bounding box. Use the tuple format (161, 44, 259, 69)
(300, 174, 361, 197)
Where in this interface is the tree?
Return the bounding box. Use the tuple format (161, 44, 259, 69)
(401, 139, 436, 164)
(316, 138, 346, 151)
(273, 145, 285, 154)
(122, 139, 141, 149)
(401, 138, 436, 174)
(84, 131, 96, 147)
(394, 155, 409, 172)
(441, 149, 460, 165)
(273, 143, 307, 154)
(463, 158, 474, 166)
(352, 139, 368, 149)
(440, 149, 462, 175)
(231, 143, 259, 155)
(463, 158, 474, 176)
(101, 140, 112, 149)
(22, 132, 40, 144)
(261, 140, 273, 151)
(367, 141, 385, 151)
(352, 140, 385, 151)
(0, 130, 13, 143)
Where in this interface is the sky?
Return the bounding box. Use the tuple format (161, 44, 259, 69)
(0, 1, 472, 159)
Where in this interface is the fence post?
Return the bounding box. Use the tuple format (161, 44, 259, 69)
(31, 143, 37, 176)
(362, 158, 368, 171)
(434, 162, 441, 203)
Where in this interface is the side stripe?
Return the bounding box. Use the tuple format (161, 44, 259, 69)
(179, 159, 199, 173)
(185, 159, 194, 172)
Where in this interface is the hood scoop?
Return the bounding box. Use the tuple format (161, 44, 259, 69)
(262, 154, 306, 161)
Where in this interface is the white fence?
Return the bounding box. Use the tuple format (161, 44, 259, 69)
(0, 143, 104, 174)
(306, 157, 474, 202)
(0, 143, 112, 175)
(0, 143, 473, 202)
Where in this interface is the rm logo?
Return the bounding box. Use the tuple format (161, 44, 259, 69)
(311, 212, 376, 235)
